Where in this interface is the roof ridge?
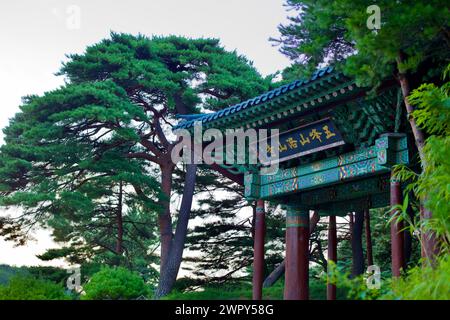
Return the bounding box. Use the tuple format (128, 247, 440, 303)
(174, 66, 335, 129)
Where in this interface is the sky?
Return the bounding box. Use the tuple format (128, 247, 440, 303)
(0, 1, 291, 266)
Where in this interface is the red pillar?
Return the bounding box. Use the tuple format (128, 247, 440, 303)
(284, 206, 309, 300)
(390, 174, 405, 277)
(327, 215, 337, 300)
(252, 199, 265, 300)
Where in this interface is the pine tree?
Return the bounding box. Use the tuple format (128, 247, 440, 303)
(0, 33, 273, 297)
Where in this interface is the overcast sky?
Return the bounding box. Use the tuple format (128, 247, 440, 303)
(0, 0, 291, 266)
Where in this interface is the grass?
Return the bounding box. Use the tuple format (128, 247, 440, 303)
(163, 278, 349, 300)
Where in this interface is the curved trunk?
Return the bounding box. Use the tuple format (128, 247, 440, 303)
(397, 71, 426, 164)
(155, 163, 197, 298)
(159, 165, 174, 272)
(396, 54, 437, 265)
(263, 260, 286, 288)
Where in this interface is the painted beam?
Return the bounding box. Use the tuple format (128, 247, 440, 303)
(244, 134, 408, 201)
(299, 174, 390, 207)
(315, 192, 390, 216)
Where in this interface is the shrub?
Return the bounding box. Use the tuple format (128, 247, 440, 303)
(0, 275, 70, 300)
(27, 266, 69, 285)
(382, 255, 450, 300)
(82, 266, 148, 300)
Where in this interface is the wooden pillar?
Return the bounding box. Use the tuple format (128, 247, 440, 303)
(284, 205, 309, 300)
(364, 209, 374, 266)
(327, 215, 337, 300)
(252, 199, 265, 300)
(390, 174, 405, 277)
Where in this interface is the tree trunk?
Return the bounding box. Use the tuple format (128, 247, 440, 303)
(397, 72, 426, 164)
(420, 204, 439, 266)
(263, 211, 320, 288)
(364, 209, 373, 266)
(403, 200, 414, 267)
(263, 260, 286, 288)
(155, 163, 197, 298)
(349, 212, 354, 241)
(396, 54, 437, 264)
(159, 165, 174, 272)
(115, 181, 124, 255)
(351, 211, 364, 277)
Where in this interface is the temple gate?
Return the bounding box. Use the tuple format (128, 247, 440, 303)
(173, 66, 414, 300)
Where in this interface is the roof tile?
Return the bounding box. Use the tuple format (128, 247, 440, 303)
(173, 67, 338, 130)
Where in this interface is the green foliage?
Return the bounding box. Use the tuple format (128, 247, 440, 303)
(163, 284, 253, 300)
(409, 67, 450, 248)
(326, 255, 450, 300)
(333, 65, 450, 300)
(0, 275, 70, 300)
(26, 266, 69, 285)
(337, 208, 421, 275)
(82, 267, 149, 300)
(382, 255, 450, 300)
(82, 266, 148, 300)
(0, 265, 28, 285)
(182, 168, 327, 288)
(275, 1, 449, 86)
(326, 261, 389, 300)
(0, 33, 272, 282)
(164, 277, 348, 300)
(394, 65, 450, 252)
(183, 174, 286, 285)
(0, 265, 70, 287)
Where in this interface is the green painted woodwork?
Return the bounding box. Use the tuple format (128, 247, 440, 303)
(315, 192, 390, 216)
(285, 205, 309, 227)
(231, 79, 356, 132)
(175, 77, 403, 180)
(298, 174, 390, 207)
(244, 134, 408, 204)
(332, 87, 399, 148)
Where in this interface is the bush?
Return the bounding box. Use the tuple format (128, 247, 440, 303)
(0, 275, 70, 300)
(27, 266, 69, 285)
(0, 265, 27, 285)
(382, 255, 450, 300)
(82, 266, 148, 300)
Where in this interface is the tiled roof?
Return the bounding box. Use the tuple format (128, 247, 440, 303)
(173, 66, 335, 130)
